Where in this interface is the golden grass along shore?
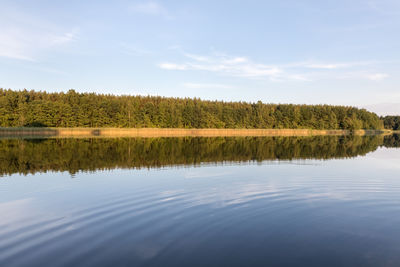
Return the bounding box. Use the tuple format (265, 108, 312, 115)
(0, 127, 390, 138)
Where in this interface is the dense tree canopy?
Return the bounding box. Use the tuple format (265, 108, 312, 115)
(0, 89, 383, 130)
(382, 116, 400, 130)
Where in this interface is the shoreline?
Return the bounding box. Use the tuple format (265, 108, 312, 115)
(0, 127, 391, 138)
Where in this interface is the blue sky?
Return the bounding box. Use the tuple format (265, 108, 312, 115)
(0, 0, 399, 115)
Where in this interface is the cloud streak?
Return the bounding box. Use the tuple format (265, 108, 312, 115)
(367, 73, 389, 81)
(0, 29, 35, 61)
(158, 51, 386, 83)
(0, 6, 79, 61)
(159, 53, 285, 81)
(0, 28, 79, 61)
(51, 29, 79, 45)
(159, 63, 187, 70)
(183, 83, 232, 89)
(130, 2, 172, 19)
(120, 42, 152, 56)
(304, 62, 371, 69)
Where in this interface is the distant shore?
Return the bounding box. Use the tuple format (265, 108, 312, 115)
(0, 127, 391, 138)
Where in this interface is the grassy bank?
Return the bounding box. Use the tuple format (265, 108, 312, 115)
(0, 127, 390, 138)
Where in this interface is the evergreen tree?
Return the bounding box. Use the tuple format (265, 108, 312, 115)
(0, 88, 385, 130)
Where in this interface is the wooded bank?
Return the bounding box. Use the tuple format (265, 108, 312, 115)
(0, 89, 384, 130)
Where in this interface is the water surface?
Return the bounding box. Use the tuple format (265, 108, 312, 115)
(1, 135, 400, 266)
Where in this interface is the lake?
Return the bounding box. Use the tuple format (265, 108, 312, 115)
(1, 135, 400, 267)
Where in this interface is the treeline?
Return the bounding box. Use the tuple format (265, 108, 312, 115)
(382, 116, 400, 130)
(0, 89, 383, 130)
(0, 136, 387, 176)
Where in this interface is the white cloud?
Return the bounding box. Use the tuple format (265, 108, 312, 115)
(0, 8, 79, 61)
(0, 28, 78, 61)
(51, 29, 79, 45)
(183, 83, 232, 89)
(183, 53, 210, 62)
(130, 2, 172, 18)
(304, 61, 371, 69)
(120, 42, 152, 56)
(367, 73, 389, 81)
(159, 63, 187, 70)
(158, 50, 386, 83)
(0, 29, 35, 61)
(158, 53, 284, 81)
(306, 63, 350, 69)
(225, 57, 248, 64)
(288, 74, 312, 82)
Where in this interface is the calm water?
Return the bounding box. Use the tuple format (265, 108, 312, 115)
(1, 135, 400, 267)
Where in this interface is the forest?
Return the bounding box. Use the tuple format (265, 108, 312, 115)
(0, 88, 384, 130)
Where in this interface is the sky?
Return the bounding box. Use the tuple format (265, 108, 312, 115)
(0, 0, 399, 115)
